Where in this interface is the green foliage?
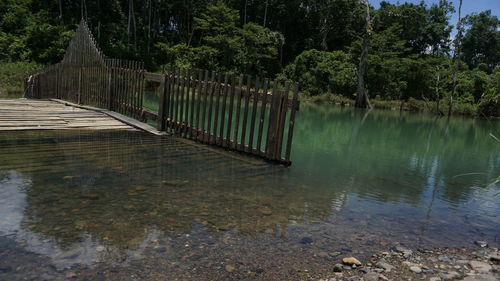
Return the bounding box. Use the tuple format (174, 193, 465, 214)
(462, 10, 500, 70)
(281, 49, 356, 96)
(157, 1, 279, 76)
(0, 0, 498, 116)
(477, 67, 500, 117)
(0, 61, 40, 94)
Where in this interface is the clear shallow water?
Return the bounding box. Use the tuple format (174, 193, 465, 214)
(0, 105, 498, 280)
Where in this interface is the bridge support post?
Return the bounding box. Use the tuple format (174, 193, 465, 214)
(107, 65, 113, 110)
(77, 68, 82, 104)
(157, 74, 167, 131)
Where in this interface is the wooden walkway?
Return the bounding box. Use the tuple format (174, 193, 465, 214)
(0, 99, 136, 131)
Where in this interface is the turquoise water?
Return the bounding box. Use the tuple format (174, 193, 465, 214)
(0, 104, 498, 280)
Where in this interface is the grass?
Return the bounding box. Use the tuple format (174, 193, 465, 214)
(301, 93, 483, 117)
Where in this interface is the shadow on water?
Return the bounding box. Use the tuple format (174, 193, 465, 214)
(0, 104, 498, 279)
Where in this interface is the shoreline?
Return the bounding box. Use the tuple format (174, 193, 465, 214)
(301, 93, 500, 119)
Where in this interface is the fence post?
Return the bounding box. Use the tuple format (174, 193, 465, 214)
(107, 65, 113, 110)
(77, 67, 82, 104)
(158, 74, 167, 131)
(265, 80, 282, 160)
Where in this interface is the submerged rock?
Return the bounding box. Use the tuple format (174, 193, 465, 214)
(80, 193, 99, 200)
(162, 179, 189, 186)
(475, 241, 488, 248)
(410, 266, 422, 273)
(225, 264, 235, 272)
(333, 263, 343, 272)
(299, 237, 313, 244)
(343, 257, 362, 266)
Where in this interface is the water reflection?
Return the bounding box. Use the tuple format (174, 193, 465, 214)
(0, 105, 498, 273)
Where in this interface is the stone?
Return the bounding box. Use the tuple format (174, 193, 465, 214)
(343, 257, 362, 266)
(376, 260, 395, 272)
(81, 193, 99, 200)
(379, 275, 389, 281)
(333, 263, 343, 272)
(410, 266, 422, 273)
(225, 264, 235, 272)
(318, 252, 329, 258)
(488, 255, 500, 262)
(394, 245, 413, 257)
(429, 278, 441, 281)
(461, 274, 498, 281)
(440, 271, 461, 280)
(65, 272, 77, 278)
(260, 207, 272, 216)
(359, 267, 370, 274)
(475, 241, 488, 248)
(469, 261, 492, 272)
(96, 245, 105, 252)
(162, 179, 189, 186)
(300, 237, 313, 244)
(134, 186, 148, 191)
(364, 272, 379, 281)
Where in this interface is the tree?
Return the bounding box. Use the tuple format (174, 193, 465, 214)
(462, 10, 500, 70)
(449, 0, 464, 117)
(281, 49, 357, 96)
(355, 0, 372, 108)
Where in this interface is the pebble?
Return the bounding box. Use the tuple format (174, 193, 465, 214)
(461, 274, 498, 281)
(80, 193, 99, 200)
(342, 257, 362, 266)
(441, 271, 461, 280)
(488, 255, 500, 262)
(429, 277, 441, 281)
(96, 245, 105, 252)
(474, 241, 488, 248)
(393, 245, 413, 257)
(300, 237, 313, 244)
(364, 272, 379, 281)
(376, 260, 395, 272)
(468, 261, 492, 272)
(333, 263, 343, 272)
(225, 264, 235, 273)
(410, 266, 422, 273)
(317, 252, 329, 258)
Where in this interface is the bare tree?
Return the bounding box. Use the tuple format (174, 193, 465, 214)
(58, 0, 63, 24)
(355, 0, 372, 109)
(435, 66, 442, 115)
(127, 0, 137, 50)
(263, 0, 268, 27)
(449, 0, 463, 117)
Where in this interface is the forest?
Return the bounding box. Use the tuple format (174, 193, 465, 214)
(0, 0, 499, 116)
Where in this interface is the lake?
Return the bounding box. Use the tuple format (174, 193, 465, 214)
(0, 104, 498, 280)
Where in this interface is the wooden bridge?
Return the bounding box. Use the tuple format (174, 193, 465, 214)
(19, 20, 300, 165)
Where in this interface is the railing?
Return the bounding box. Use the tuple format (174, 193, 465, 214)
(23, 19, 299, 165)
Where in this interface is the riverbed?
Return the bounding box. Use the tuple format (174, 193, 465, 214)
(0, 105, 498, 280)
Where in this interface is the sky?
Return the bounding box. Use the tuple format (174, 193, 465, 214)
(370, 0, 500, 36)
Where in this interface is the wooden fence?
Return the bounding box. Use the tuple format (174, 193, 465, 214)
(24, 19, 299, 165)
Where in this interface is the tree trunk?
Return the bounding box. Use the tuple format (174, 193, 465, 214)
(355, 0, 372, 109)
(244, 0, 248, 25)
(449, 0, 463, 117)
(128, 0, 137, 50)
(263, 0, 268, 27)
(435, 66, 441, 115)
(320, 18, 328, 50)
(59, 0, 63, 24)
